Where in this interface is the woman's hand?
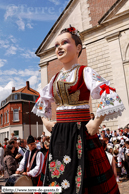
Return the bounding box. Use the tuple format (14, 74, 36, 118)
(86, 115, 105, 136)
(42, 117, 56, 132)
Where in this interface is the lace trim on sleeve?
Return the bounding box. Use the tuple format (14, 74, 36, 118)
(96, 88, 125, 121)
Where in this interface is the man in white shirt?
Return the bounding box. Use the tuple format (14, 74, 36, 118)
(16, 135, 44, 185)
(117, 129, 128, 146)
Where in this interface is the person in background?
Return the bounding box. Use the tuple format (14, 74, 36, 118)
(102, 124, 106, 131)
(90, 113, 95, 120)
(16, 135, 44, 186)
(3, 145, 18, 181)
(3, 138, 8, 150)
(106, 128, 112, 139)
(17, 139, 27, 163)
(99, 130, 106, 140)
(100, 140, 117, 180)
(117, 129, 128, 146)
(9, 138, 19, 163)
(36, 137, 43, 150)
(124, 141, 129, 179)
(10, 132, 16, 139)
(44, 136, 50, 151)
(113, 144, 125, 182)
(107, 145, 113, 155)
(0, 143, 4, 177)
(110, 130, 118, 144)
(41, 131, 46, 138)
(123, 127, 129, 138)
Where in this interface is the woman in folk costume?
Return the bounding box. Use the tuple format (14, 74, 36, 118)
(32, 26, 125, 194)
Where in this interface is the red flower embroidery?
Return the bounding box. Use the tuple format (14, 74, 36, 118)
(60, 164, 64, 171)
(53, 170, 60, 176)
(50, 161, 56, 168)
(77, 183, 80, 187)
(77, 177, 81, 182)
(75, 166, 82, 193)
(78, 172, 81, 176)
(78, 150, 82, 154)
(76, 135, 82, 159)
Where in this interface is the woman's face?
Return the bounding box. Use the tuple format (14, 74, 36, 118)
(11, 146, 15, 153)
(55, 32, 79, 64)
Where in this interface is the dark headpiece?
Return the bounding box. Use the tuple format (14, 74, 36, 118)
(27, 135, 35, 144)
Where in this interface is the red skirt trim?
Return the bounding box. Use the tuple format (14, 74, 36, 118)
(56, 109, 91, 122)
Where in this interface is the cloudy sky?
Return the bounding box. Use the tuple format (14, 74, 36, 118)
(0, 0, 69, 103)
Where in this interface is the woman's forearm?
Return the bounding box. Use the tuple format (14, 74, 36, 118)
(41, 117, 56, 132)
(86, 115, 105, 136)
(94, 115, 105, 127)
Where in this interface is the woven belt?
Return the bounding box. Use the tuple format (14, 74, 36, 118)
(56, 109, 91, 123)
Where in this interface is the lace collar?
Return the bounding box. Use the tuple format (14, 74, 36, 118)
(60, 64, 79, 73)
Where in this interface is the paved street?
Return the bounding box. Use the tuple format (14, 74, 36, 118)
(0, 177, 129, 194)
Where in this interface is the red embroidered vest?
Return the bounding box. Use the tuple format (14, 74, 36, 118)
(52, 65, 90, 107)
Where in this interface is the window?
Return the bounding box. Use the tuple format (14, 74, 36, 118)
(7, 110, 9, 123)
(1, 114, 3, 125)
(14, 130, 19, 138)
(13, 109, 19, 121)
(4, 113, 6, 123)
(14, 94, 17, 100)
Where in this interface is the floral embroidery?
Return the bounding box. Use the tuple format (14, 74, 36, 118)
(75, 166, 82, 193)
(98, 97, 115, 109)
(63, 155, 71, 164)
(77, 122, 81, 129)
(61, 179, 70, 189)
(48, 181, 60, 194)
(76, 135, 82, 159)
(116, 95, 121, 103)
(49, 153, 52, 161)
(92, 73, 105, 82)
(59, 73, 70, 81)
(49, 157, 71, 178)
(35, 101, 51, 113)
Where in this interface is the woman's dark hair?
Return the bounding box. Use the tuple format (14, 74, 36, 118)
(9, 139, 15, 145)
(90, 113, 95, 120)
(4, 145, 14, 156)
(59, 29, 82, 57)
(4, 138, 8, 141)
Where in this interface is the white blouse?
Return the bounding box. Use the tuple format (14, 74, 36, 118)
(32, 64, 125, 121)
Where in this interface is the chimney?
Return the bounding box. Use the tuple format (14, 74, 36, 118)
(12, 87, 15, 92)
(26, 81, 30, 90)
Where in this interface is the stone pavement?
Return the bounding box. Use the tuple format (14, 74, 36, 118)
(0, 176, 129, 194)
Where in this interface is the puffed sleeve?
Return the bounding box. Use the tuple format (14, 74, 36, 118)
(84, 67, 125, 121)
(32, 76, 55, 118)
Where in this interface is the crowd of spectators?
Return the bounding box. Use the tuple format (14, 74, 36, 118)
(0, 132, 50, 180)
(98, 123, 129, 182)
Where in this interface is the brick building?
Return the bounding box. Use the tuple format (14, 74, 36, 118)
(36, 0, 129, 132)
(0, 81, 43, 144)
